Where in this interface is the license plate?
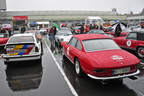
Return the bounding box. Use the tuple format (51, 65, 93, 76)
(112, 67, 130, 75)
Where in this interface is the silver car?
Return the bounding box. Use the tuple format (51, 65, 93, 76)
(55, 29, 73, 47)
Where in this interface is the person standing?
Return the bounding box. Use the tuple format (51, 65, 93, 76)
(80, 25, 84, 34)
(21, 26, 26, 33)
(115, 23, 122, 37)
(49, 27, 55, 49)
(53, 26, 57, 36)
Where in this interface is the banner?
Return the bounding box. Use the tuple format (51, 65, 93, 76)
(13, 16, 28, 20)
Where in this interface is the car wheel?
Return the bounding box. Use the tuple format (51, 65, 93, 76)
(37, 56, 42, 63)
(4, 61, 11, 65)
(41, 42, 43, 55)
(75, 58, 85, 77)
(112, 79, 123, 84)
(137, 47, 144, 58)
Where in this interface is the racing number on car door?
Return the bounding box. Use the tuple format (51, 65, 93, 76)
(67, 47, 70, 56)
(125, 33, 137, 49)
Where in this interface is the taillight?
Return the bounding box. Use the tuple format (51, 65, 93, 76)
(35, 47, 39, 52)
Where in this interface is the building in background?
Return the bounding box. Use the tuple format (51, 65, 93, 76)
(0, 0, 7, 12)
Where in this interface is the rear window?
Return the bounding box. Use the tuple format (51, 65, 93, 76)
(8, 36, 34, 43)
(83, 39, 120, 52)
(56, 30, 72, 35)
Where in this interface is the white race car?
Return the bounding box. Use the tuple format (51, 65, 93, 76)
(55, 29, 73, 47)
(3, 33, 43, 64)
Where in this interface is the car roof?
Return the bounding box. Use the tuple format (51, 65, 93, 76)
(11, 33, 35, 37)
(73, 34, 111, 41)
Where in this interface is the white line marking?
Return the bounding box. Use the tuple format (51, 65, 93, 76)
(138, 91, 144, 96)
(44, 40, 78, 96)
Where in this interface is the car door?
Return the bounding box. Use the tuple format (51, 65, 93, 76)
(67, 37, 77, 62)
(123, 32, 137, 50)
(70, 39, 83, 62)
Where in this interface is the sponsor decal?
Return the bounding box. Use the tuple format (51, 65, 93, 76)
(8, 45, 33, 56)
(112, 55, 124, 60)
(67, 47, 70, 56)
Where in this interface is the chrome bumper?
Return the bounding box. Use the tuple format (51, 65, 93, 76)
(3, 55, 41, 62)
(87, 70, 140, 80)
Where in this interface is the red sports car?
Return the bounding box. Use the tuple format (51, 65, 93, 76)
(113, 31, 144, 58)
(61, 34, 140, 81)
(0, 30, 9, 49)
(105, 29, 130, 37)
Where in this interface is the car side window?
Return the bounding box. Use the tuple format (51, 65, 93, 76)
(126, 33, 137, 40)
(75, 40, 82, 50)
(69, 37, 77, 47)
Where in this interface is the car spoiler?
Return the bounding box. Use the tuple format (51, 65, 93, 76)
(5, 43, 35, 46)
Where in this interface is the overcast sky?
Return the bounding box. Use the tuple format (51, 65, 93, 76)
(6, 0, 144, 14)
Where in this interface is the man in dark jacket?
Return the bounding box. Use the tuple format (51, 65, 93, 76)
(21, 26, 26, 33)
(53, 26, 57, 36)
(115, 23, 122, 37)
(80, 25, 84, 34)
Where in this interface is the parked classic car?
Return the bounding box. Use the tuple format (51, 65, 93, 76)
(113, 31, 144, 58)
(61, 34, 140, 82)
(3, 33, 43, 64)
(39, 28, 48, 35)
(87, 29, 113, 38)
(55, 29, 73, 47)
(0, 30, 9, 49)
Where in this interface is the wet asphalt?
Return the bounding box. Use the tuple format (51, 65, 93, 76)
(0, 36, 144, 96)
(0, 39, 73, 96)
(48, 39, 144, 96)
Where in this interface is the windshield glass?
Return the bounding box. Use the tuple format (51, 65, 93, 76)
(90, 30, 105, 34)
(56, 30, 72, 35)
(74, 26, 81, 29)
(83, 39, 120, 52)
(8, 36, 34, 43)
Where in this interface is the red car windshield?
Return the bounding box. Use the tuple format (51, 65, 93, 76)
(82, 39, 120, 52)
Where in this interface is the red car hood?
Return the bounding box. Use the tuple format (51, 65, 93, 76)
(86, 49, 140, 69)
(113, 37, 125, 40)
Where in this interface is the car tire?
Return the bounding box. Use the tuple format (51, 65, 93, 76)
(4, 61, 11, 65)
(75, 58, 85, 77)
(112, 79, 123, 84)
(37, 56, 42, 63)
(137, 47, 144, 58)
(41, 42, 43, 55)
